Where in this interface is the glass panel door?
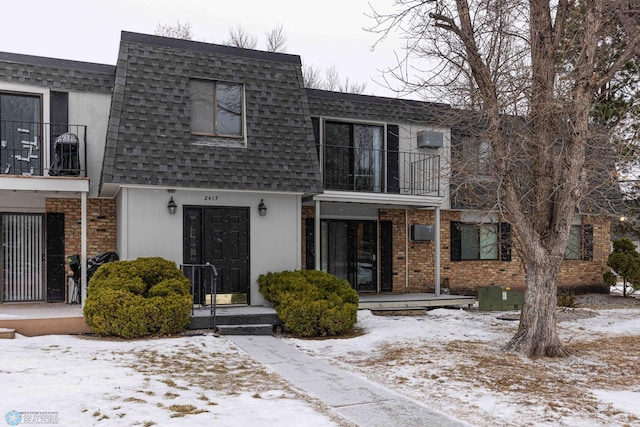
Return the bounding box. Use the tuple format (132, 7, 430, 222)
(353, 125, 383, 192)
(322, 220, 377, 292)
(2, 213, 44, 302)
(0, 94, 41, 176)
(323, 121, 384, 192)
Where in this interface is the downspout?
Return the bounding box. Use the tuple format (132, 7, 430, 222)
(435, 206, 441, 296)
(405, 208, 409, 289)
(80, 191, 87, 306)
(315, 199, 321, 270)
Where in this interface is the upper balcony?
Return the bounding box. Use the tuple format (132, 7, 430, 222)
(1, 121, 87, 178)
(318, 144, 442, 198)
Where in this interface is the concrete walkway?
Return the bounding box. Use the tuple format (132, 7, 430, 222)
(228, 335, 472, 427)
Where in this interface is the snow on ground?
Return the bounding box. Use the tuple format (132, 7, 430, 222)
(0, 334, 340, 427)
(291, 298, 640, 427)
(1, 293, 639, 427)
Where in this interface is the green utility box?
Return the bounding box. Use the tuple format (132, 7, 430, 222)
(478, 286, 524, 311)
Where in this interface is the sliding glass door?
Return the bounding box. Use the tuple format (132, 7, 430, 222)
(323, 121, 383, 192)
(321, 219, 377, 292)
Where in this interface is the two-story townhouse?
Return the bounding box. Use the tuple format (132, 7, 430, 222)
(98, 32, 321, 306)
(0, 53, 116, 304)
(303, 90, 611, 296)
(0, 31, 610, 313)
(303, 89, 453, 294)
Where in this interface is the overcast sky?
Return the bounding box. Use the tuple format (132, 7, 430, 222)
(0, 0, 411, 98)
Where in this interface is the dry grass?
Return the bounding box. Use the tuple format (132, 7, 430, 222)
(335, 310, 640, 427)
(102, 339, 356, 426)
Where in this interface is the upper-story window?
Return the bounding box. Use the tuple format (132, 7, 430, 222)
(190, 79, 243, 138)
(459, 135, 492, 177)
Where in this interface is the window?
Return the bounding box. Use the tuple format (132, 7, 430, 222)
(323, 121, 384, 192)
(451, 221, 511, 261)
(460, 136, 491, 176)
(565, 225, 593, 260)
(190, 80, 243, 137)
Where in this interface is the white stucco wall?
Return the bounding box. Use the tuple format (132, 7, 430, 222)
(398, 123, 451, 209)
(68, 91, 111, 197)
(0, 83, 110, 197)
(117, 187, 302, 306)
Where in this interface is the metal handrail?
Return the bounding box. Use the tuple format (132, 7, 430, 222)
(0, 120, 88, 177)
(317, 143, 442, 196)
(181, 263, 219, 330)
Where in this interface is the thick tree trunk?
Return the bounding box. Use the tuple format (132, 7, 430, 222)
(505, 256, 569, 357)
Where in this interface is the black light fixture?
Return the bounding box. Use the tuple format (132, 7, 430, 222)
(167, 197, 177, 215)
(258, 199, 267, 217)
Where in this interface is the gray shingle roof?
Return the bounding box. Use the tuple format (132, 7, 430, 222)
(305, 88, 451, 125)
(0, 52, 115, 93)
(100, 31, 321, 195)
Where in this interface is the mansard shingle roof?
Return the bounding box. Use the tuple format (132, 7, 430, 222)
(100, 31, 321, 195)
(0, 51, 115, 93)
(305, 88, 451, 125)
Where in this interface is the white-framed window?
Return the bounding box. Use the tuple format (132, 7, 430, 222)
(460, 136, 492, 176)
(190, 79, 243, 138)
(565, 224, 594, 260)
(451, 221, 512, 261)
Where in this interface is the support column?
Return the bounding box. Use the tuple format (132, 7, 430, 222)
(80, 192, 87, 306)
(435, 206, 441, 296)
(315, 199, 321, 270)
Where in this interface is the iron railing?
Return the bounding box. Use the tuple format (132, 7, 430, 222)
(318, 144, 442, 196)
(0, 121, 88, 177)
(181, 263, 219, 329)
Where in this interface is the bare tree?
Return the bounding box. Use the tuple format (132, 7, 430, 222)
(225, 23, 258, 49)
(371, 1, 640, 357)
(155, 21, 193, 40)
(305, 64, 367, 94)
(266, 23, 288, 53)
(303, 63, 324, 89)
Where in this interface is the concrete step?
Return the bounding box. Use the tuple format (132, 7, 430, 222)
(0, 328, 16, 339)
(370, 307, 428, 316)
(218, 324, 276, 336)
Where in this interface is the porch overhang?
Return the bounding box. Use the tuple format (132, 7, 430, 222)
(0, 175, 89, 193)
(309, 190, 444, 208)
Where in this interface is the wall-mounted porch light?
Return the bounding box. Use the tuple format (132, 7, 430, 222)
(258, 199, 267, 217)
(167, 197, 177, 215)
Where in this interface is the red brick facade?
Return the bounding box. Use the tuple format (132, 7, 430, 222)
(45, 198, 117, 276)
(301, 206, 610, 295)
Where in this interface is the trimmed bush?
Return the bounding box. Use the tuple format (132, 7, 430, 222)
(258, 270, 358, 337)
(83, 257, 192, 338)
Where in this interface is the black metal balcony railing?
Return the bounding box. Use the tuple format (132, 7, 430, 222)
(319, 144, 441, 196)
(0, 121, 87, 177)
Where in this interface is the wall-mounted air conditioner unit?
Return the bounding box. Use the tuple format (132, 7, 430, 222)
(410, 224, 435, 242)
(416, 130, 444, 148)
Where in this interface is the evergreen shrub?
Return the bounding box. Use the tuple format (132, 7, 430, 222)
(83, 257, 191, 338)
(258, 270, 358, 337)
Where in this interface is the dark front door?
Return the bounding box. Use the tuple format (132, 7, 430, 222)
(183, 206, 250, 305)
(323, 219, 377, 292)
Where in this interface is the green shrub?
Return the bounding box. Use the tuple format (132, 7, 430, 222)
(258, 270, 358, 337)
(602, 271, 617, 287)
(83, 257, 191, 338)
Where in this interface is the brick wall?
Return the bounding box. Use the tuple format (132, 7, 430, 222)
(302, 205, 610, 295)
(45, 198, 117, 275)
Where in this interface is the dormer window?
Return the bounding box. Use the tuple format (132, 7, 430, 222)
(190, 79, 243, 138)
